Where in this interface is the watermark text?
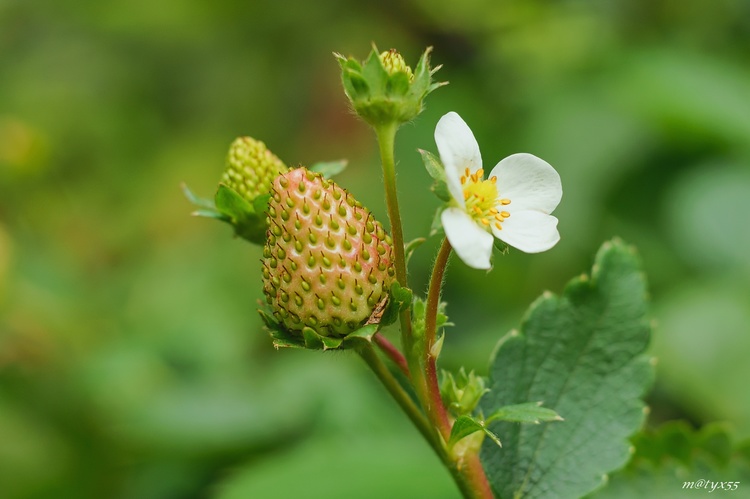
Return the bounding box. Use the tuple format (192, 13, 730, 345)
(682, 480, 740, 493)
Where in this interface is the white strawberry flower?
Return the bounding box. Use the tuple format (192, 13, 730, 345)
(435, 112, 562, 269)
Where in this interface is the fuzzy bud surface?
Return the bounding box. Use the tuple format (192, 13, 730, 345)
(222, 137, 287, 203)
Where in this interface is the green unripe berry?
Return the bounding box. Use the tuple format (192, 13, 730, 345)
(262, 167, 395, 337)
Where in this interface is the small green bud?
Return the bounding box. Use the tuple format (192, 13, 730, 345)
(335, 46, 446, 128)
(440, 368, 489, 417)
(222, 136, 287, 204)
(204, 137, 288, 244)
(182, 136, 289, 245)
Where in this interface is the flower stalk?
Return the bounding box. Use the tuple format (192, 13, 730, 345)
(375, 122, 408, 288)
(424, 237, 454, 440)
(374, 121, 428, 416)
(374, 119, 493, 499)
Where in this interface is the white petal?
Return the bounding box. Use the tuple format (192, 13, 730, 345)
(441, 207, 494, 269)
(489, 153, 562, 213)
(492, 210, 560, 253)
(435, 112, 482, 207)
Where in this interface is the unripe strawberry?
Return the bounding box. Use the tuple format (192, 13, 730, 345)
(222, 137, 287, 204)
(262, 168, 396, 337)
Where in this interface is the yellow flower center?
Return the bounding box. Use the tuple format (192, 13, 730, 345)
(460, 168, 511, 231)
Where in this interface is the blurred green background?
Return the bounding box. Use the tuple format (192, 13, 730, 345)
(2, 0, 750, 497)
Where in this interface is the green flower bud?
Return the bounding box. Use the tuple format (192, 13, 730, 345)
(335, 46, 446, 128)
(194, 137, 288, 245)
(262, 167, 396, 339)
(222, 136, 287, 204)
(440, 367, 489, 417)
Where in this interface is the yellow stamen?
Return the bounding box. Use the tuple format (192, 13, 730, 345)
(458, 168, 514, 235)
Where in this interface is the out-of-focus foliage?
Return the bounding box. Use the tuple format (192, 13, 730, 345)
(589, 422, 750, 498)
(1, 0, 748, 497)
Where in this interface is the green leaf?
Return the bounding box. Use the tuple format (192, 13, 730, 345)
(344, 68, 369, 97)
(261, 311, 381, 351)
(419, 148, 444, 180)
(257, 308, 278, 329)
(480, 239, 653, 499)
(268, 335, 304, 350)
(251, 193, 271, 216)
(215, 184, 255, 219)
(309, 159, 348, 179)
(361, 49, 389, 94)
(184, 182, 268, 241)
(431, 180, 452, 203)
(387, 71, 411, 96)
(262, 312, 306, 349)
(336, 54, 367, 98)
(418, 149, 452, 202)
(430, 206, 445, 236)
(183, 182, 229, 220)
(411, 46, 446, 97)
(181, 182, 216, 210)
(214, 184, 268, 245)
(379, 282, 412, 327)
(486, 402, 563, 425)
(430, 333, 444, 358)
(191, 208, 229, 221)
(449, 415, 502, 449)
(390, 282, 412, 306)
(301, 327, 343, 350)
(343, 323, 379, 343)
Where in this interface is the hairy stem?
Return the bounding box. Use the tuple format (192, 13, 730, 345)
(373, 332, 410, 378)
(460, 454, 495, 499)
(374, 122, 426, 422)
(375, 122, 407, 288)
(426, 238, 494, 498)
(424, 237, 453, 439)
